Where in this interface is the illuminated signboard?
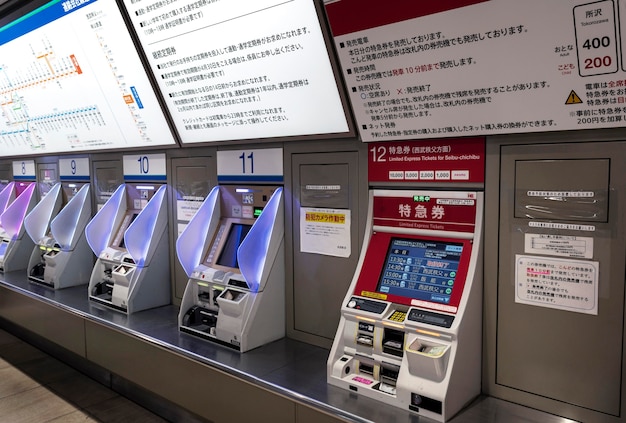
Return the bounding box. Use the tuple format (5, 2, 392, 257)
(0, 0, 178, 157)
(122, 0, 352, 144)
(325, 0, 626, 141)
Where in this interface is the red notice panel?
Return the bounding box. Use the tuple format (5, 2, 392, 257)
(372, 193, 478, 233)
(368, 137, 485, 184)
(324, 0, 490, 37)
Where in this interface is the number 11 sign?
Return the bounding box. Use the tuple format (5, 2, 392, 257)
(217, 148, 283, 184)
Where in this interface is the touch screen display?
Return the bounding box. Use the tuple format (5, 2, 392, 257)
(376, 238, 464, 305)
(216, 223, 252, 269)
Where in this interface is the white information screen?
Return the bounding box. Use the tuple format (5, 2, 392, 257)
(0, 0, 177, 157)
(122, 0, 351, 144)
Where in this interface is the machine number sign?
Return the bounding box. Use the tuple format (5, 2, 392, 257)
(123, 153, 166, 181)
(59, 158, 90, 180)
(217, 148, 283, 183)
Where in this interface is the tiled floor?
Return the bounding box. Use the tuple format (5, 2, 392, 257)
(0, 328, 168, 423)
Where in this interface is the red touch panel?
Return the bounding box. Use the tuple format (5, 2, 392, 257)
(354, 232, 473, 313)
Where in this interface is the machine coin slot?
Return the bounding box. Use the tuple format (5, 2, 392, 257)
(212, 288, 222, 306)
(382, 328, 405, 357)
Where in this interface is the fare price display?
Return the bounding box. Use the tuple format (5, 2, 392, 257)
(574, 1, 618, 76)
(378, 238, 463, 305)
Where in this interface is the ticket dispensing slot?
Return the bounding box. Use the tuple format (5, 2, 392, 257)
(328, 190, 483, 422)
(86, 183, 170, 314)
(177, 185, 285, 352)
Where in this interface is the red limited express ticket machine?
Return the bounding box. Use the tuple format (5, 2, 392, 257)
(327, 189, 483, 422)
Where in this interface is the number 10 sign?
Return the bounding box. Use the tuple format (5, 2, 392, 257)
(123, 153, 167, 181)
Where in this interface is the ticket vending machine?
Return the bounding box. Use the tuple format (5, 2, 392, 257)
(85, 183, 169, 314)
(177, 184, 284, 352)
(0, 182, 37, 273)
(24, 182, 92, 288)
(327, 189, 483, 422)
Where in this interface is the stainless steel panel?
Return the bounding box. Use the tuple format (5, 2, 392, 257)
(494, 141, 626, 421)
(297, 404, 349, 423)
(291, 152, 362, 345)
(85, 320, 295, 423)
(92, 158, 123, 211)
(0, 285, 86, 357)
(170, 156, 213, 300)
(514, 159, 609, 221)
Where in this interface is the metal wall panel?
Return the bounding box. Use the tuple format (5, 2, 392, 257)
(484, 135, 626, 423)
(288, 148, 366, 347)
(85, 320, 295, 423)
(0, 286, 85, 357)
(169, 155, 214, 301)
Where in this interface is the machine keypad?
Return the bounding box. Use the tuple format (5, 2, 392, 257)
(388, 311, 406, 322)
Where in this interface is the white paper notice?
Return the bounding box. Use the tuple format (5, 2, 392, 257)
(300, 207, 350, 258)
(176, 196, 205, 223)
(524, 233, 594, 259)
(515, 255, 599, 315)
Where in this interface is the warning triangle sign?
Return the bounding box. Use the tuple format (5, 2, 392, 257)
(565, 90, 583, 105)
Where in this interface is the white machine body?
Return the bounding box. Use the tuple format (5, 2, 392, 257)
(0, 182, 37, 273)
(177, 185, 285, 352)
(327, 189, 483, 422)
(86, 183, 170, 314)
(25, 183, 93, 289)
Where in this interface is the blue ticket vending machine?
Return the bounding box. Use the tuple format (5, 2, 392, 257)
(24, 182, 93, 288)
(327, 190, 483, 422)
(85, 183, 169, 314)
(177, 185, 284, 352)
(0, 182, 37, 273)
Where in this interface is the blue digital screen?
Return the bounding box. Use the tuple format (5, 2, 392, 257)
(377, 238, 464, 305)
(216, 223, 252, 269)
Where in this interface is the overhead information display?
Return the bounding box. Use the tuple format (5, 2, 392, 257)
(324, 0, 626, 141)
(122, 0, 351, 144)
(0, 0, 177, 157)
